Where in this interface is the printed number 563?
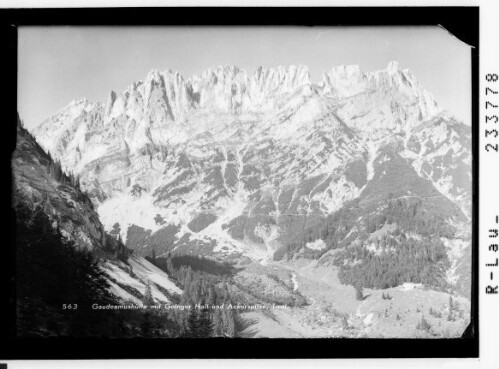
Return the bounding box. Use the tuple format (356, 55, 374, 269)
(62, 304, 78, 310)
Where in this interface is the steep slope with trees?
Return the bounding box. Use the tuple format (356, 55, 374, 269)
(13, 115, 181, 337)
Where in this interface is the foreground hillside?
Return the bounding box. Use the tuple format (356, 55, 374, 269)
(13, 117, 183, 337)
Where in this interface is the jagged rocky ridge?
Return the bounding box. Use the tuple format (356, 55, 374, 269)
(31, 62, 472, 297)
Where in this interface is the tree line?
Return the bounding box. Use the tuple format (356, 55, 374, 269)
(331, 199, 453, 290)
(148, 253, 238, 337)
(274, 197, 457, 291)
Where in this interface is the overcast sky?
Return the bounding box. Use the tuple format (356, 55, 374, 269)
(18, 26, 471, 128)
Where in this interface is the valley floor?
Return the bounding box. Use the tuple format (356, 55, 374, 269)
(238, 259, 470, 338)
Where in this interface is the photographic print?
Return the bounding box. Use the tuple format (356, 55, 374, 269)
(14, 25, 473, 340)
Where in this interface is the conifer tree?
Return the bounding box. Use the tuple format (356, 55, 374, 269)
(142, 282, 154, 307)
(197, 305, 214, 338)
(166, 253, 174, 275)
(221, 308, 235, 337)
(185, 308, 201, 338)
(355, 285, 364, 301)
(416, 315, 431, 333)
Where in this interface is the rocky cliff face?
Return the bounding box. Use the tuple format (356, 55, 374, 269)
(14, 119, 107, 250)
(31, 62, 471, 296)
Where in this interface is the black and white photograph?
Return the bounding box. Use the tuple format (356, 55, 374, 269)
(12, 23, 475, 342)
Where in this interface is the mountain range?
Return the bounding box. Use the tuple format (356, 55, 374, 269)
(16, 61, 473, 337)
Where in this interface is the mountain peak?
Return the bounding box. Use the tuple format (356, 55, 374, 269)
(255, 64, 310, 78)
(146, 69, 162, 82)
(327, 64, 363, 75)
(386, 60, 400, 73)
(105, 90, 117, 115)
(70, 97, 88, 105)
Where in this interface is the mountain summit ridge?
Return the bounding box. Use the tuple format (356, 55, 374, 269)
(34, 61, 441, 133)
(30, 62, 471, 292)
(33, 61, 444, 162)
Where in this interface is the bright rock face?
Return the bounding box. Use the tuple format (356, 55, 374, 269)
(32, 62, 471, 279)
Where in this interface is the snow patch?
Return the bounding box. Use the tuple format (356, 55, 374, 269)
(127, 255, 183, 295)
(305, 239, 326, 251)
(363, 313, 374, 326)
(398, 283, 423, 291)
(291, 273, 299, 292)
